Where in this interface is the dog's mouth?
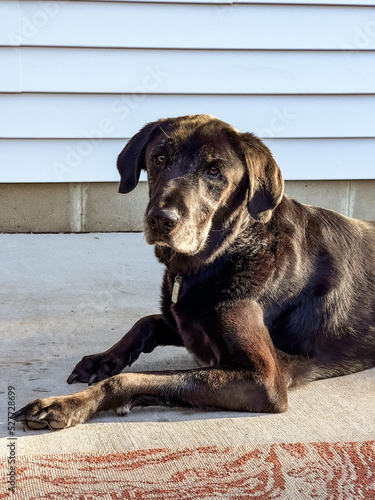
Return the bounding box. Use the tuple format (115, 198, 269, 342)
(144, 219, 208, 256)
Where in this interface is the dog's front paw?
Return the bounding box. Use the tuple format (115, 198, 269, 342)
(67, 352, 125, 385)
(11, 395, 89, 431)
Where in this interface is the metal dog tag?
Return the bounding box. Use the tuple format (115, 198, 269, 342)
(171, 276, 182, 304)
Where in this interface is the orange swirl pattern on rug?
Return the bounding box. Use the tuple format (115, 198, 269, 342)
(1, 441, 374, 499)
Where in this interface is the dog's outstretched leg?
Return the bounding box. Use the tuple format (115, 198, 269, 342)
(12, 364, 288, 430)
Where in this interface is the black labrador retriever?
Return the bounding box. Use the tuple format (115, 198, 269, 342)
(13, 114, 375, 430)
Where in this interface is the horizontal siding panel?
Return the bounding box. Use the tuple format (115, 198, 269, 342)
(1, 94, 374, 139)
(87, 1, 375, 5)
(0, 139, 373, 182)
(17, 48, 375, 94)
(235, 0, 375, 4)
(0, 139, 121, 183)
(11, 1, 375, 50)
(272, 139, 375, 180)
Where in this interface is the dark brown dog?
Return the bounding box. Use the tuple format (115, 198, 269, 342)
(13, 115, 375, 430)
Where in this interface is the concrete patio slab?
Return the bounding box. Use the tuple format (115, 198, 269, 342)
(0, 233, 374, 457)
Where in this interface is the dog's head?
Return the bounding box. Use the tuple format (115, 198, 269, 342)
(117, 115, 284, 256)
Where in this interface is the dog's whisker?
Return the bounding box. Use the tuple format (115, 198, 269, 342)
(158, 125, 171, 139)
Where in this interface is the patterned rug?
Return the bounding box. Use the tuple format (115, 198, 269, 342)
(1, 441, 374, 499)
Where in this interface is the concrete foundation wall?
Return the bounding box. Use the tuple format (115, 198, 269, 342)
(0, 180, 374, 233)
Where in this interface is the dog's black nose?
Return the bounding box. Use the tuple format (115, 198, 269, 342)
(147, 207, 180, 233)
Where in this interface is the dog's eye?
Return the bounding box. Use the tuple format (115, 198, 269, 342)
(207, 165, 220, 177)
(154, 154, 166, 166)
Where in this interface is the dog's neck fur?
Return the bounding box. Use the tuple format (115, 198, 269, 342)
(153, 207, 258, 276)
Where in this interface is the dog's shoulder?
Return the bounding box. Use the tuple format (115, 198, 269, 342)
(275, 195, 375, 245)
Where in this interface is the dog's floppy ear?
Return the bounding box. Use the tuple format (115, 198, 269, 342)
(240, 133, 284, 223)
(117, 121, 158, 194)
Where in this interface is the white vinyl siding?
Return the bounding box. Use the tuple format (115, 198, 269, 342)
(3, 48, 374, 95)
(1, 94, 374, 139)
(7, 2, 375, 50)
(1, 139, 373, 183)
(0, 0, 374, 183)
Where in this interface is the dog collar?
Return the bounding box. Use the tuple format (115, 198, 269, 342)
(171, 275, 183, 304)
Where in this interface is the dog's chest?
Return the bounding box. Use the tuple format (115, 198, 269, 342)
(167, 273, 226, 366)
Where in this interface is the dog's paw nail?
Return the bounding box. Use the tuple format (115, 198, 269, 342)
(88, 374, 98, 385)
(48, 420, 66, 430)
(26, 420, 47, 430)
(67, 373, 78, 384)
(11, 410, 25, 421)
